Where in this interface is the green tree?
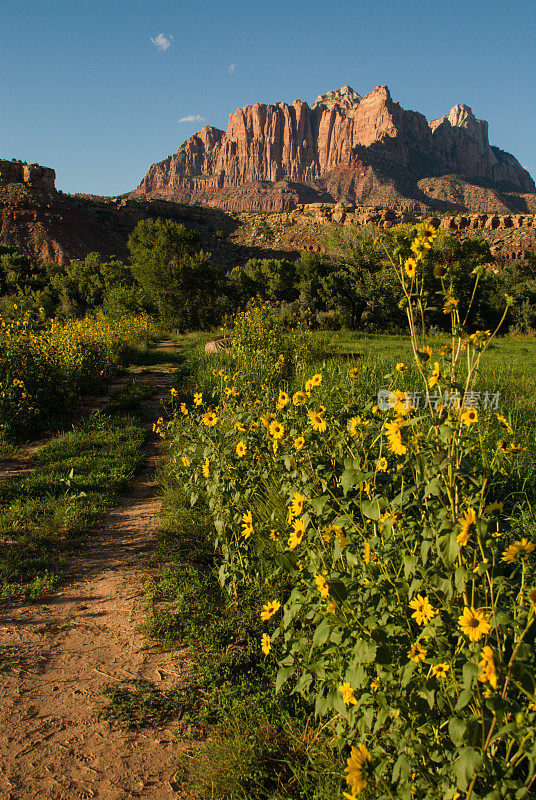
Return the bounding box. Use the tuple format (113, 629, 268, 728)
(128, 218, 224, 330)
(229, 258, 298, 306)
(320, 225, 403, 329)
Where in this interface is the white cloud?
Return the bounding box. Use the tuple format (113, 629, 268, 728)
(151, 33, 173, 52)
(178, 114, 206, 124)
(227, 62, 238, 74)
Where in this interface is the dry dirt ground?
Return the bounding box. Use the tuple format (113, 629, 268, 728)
(0, 343, 194, 800)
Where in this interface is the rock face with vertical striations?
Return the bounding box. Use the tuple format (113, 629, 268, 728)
(132, 85, 535, 212)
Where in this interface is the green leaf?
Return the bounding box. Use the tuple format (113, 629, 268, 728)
(312, 620, 331, 647)
(275, 666, 294, 693)
(455, 690, 473, 711)
(403, 555, 417, 579)
(455, 565, 468, 594)
(310, 495, 329, 514)
(449, 717, 467, 746)
(454, 748, 482, 790)
(352, 639, 377, 664)
(275, 551, 298, 573)
(424, 477, 442, 497)
(437, 530, 459, 566)
(392, 753, 412, 783)
(328, 580, 347, 603)
(361, 498, 381, 521)
(463, 662, 478, 691)
(341, 467, 361, 495)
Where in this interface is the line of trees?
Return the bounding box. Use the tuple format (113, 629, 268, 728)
(1, 218, 535, 333)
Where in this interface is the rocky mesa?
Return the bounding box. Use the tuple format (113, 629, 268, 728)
(132, 85, 536, 213)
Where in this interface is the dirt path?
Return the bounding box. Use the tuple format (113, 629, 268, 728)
(0, 342, 193, 800)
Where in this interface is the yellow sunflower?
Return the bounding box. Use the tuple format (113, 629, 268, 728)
(293, 391, 307, 406)
(404, 257, 417, 278)
(260, 600, 281, 622)
(501, 538, 535, 564)
(314, 574, 329, 599)
(348, 416, 369, 437)
(384, 420, 407, 455)
(291, 492, 304, 517)
(241, 509, 253, 539)
(478, 646, 498, 689)
(236, 441, 246, 458)
(443, 297, 459, 314)
(409, 594, 436, 625)
(338, 682, 357, 706)
(261, 633, 271, 655)
(458, 607, 492, 642)
(308, 410, 327, 433)
(276, 391, 289, 410)
(294, 436, 305, 450)
(288, 518, 306, 549)
(416, 345, 432, 363)
(344, 744, 371, 796)
(181, 456, 191, 467)
(461, 407, 478, 426)
(431, 663, 450, 678)
(407, 642, 427, 663)
(269, 420, 284, 439)
(428, 361, 441, 389)
(456, 507, 476, 547)
(202, 458, 210, 478)
(193, 392, 202, 406)
(203, 411, 218, 427)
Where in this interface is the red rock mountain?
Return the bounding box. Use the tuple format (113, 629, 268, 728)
(132, 85, 535, 213)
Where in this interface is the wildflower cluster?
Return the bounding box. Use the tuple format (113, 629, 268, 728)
(166, 237, 535, 798)
(0, 311, 152, 437)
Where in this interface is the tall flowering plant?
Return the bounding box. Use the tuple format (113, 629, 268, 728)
(169, 227, 535, 799)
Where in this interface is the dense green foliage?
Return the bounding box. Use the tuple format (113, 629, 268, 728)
(0, 245, 152, 320)
(1, 220, 535, 334)
(128, 218, 226, 330)
(161, 227, 536, 799)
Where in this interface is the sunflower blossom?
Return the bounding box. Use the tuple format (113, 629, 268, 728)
(344, 744, 371, 796)
(288, 518, 305, 549)
(407, 642, 427, 663)
(409, 594, 436, 625)
(314, 574, 329, 599)
(431, 663, 450, 678)
(458, 606, 492, 642)
(338, 682, 357, 705)
(456, 508, 476, 547)
(308, 409, 327, 433)
(291, 492, 304, 517)
(260, 600, 281, 621)
(478, 646, 498, 689)
(502, 538, 535, 563)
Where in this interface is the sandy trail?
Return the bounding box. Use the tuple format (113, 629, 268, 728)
(0, 343, 192, 800)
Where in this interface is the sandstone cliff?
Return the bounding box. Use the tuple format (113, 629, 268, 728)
(133, 85, 535, 213)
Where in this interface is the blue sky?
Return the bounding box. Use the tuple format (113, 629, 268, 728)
(1, 0, 535, 195)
